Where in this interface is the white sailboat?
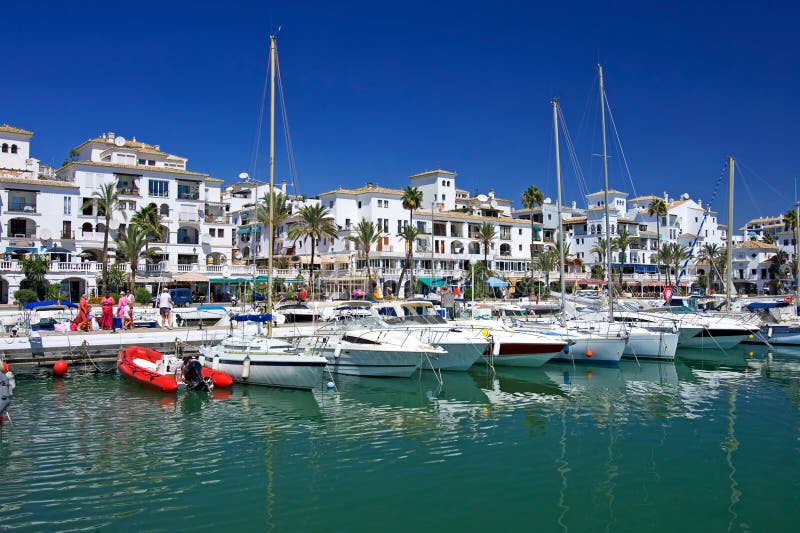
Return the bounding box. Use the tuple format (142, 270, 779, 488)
(201, 35, 327, 389)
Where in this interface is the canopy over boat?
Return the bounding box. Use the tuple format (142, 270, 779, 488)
(24, 300, 77, 310)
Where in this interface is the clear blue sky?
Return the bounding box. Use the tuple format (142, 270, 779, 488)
(3, 0, 799, 226)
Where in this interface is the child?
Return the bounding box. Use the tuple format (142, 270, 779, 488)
(123, 300, 133, 330)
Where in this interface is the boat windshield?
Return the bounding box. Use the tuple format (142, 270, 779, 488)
(383, 314, 448, 326)
(317, 317, 388, 332)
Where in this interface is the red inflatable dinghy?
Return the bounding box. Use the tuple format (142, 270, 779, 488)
(118, 346, 232, 392)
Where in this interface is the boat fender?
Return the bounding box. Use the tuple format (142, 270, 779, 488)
(767, 327, 773, 338)
(492, 341, 501, 356)
(212, 354, 220, 371)
(334, 342, 342, 358)
(784, 295, 795, 304)
(53, 359, 68, 376)
(563, 345, 570, 354)
(198, 354, 206, 366)
(586, 349, 593, 358)
(242, 355, 251, 380)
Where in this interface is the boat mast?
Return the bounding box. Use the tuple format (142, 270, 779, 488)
(598, 64, 613, 320)
(796, 200, 799, 302)
(553, 98, 566, 326)
(726, 156, 734, 312)
(267, 35, 276, 335)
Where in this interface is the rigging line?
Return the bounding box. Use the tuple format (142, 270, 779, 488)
(250, 54, 271, 181)
(602, 87, 637, 199)
(275, 52, 300, 196)
(733, 161, 764, 218)
(558, 104, 590, 205)
(735, 159, 784, 198)
(672, 160, 728, 293)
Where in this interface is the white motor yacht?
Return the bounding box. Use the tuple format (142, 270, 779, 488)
(297, 317, 443, 377)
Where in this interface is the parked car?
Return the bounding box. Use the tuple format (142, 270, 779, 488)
(151, 288, 193, 307)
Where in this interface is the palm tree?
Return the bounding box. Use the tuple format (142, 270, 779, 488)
(287, 204, 337, 292)
(130, 204, 161, 247)
(346, 220, 384, 294)
(84, 182, 126, 293)
(256, 191, 291, 256)
(20, 254, 49, 299)
(401, 186, 424, 225)
(783, 208, 797, 231)
(648, 198, 668, 283)
(656, 242, 675, 286)
(590, 238, 617, 266)
(613, 228, 635, 284)
(521, 186, 544, 282)
(668, 243, 689, 289)
(396, 225, 420, 297)
(697, 243, 723, 292)
(535, 247, 558, 293)
(476, 222, 497, 294)
(768, 250, 789, 294)
(114, 225, 162, 294)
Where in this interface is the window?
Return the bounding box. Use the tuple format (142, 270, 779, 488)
(442, 194, 446, 201)
(10, 144, 18, 154)
(82, 197, 93, 215)
(209, 228, 216, 237)
(329, 201, 333, 208)
(1, 144, 7, 153)
(519, 229, 522, 235)
(63, 196, 72, 215)
(358, 201, 362, 209)
(149, 180, 169, 197)
(383, 219, 389, 232)
(345, 218, 351, 228)
(138, 159, 146, 165)
(218, 229, 224, 238)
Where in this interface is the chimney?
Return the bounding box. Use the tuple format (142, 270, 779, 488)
(280, 180, 287, 194)
(366, 181, 373, 188)
(107, 132, 115, 143)
(572, 201, 576, 209)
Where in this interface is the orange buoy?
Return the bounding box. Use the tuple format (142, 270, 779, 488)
(587, 370, 593, 379)
(53, 359, 68, 376)
(2, 361, 8, 373)
(586, 349, 593, 358)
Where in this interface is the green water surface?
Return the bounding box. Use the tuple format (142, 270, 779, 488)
(1, 345, 799, 531)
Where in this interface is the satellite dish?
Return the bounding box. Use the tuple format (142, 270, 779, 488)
(222, 265, 231, 278)
(114, 136, 126, 147)
(476, 194, 488, 202)
(238, 172, 249, 180)
(40, 229, 52, 241)
(109, 219, 121, 230)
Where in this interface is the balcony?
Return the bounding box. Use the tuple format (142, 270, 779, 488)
(61, 230, 75, 240)
(7, 202, 37, 213)
(117, 187, 140, 197)
(179, 211, 202, 223)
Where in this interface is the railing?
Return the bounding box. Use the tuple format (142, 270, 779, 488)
(118, 188, 140, 196)
(178, 212, 201, 222)
(7, 233, 36, 239)
(178, 192, 200, 200)
(7, 204, 37, 213)
(61, 230, 75, 240)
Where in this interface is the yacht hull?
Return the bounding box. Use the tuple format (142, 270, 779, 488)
(322, 349, 421, 377)
(623, 331, 679, 361)
(200, 346, 326, 390)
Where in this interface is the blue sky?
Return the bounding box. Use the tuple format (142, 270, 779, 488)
(3, 1, 799, 226)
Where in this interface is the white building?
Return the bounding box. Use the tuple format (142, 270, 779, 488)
(0, 128, 234, 302)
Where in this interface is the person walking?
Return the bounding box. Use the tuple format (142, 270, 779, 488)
(158, 288, 174, 329)
(72, 293, 92, 332)
(100, 292, 115, 330)
(123, 299, 134, 330)
(117, 291, 128, 326)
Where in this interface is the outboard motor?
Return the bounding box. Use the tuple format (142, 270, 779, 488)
(182, 356, 212, 391)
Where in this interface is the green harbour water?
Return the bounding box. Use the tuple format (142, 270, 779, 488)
(2, 345, 800, 531)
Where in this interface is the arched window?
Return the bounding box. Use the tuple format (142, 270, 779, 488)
(1, 144, 7, 153)
(160, 203, 169, 216)
(10, 145, 18, 154)
(82, 222, 92, 233)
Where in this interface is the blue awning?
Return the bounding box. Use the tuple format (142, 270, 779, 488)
(237, 226, 262, 235)
(486, 276, 509, 288)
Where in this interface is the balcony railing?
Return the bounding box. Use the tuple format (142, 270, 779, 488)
(61, 230, 75, 240)
(117, 187, 140, 196)
(8, 203, 37, 213)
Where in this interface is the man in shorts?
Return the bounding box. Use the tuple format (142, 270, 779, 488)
(158, 288, 174, 329)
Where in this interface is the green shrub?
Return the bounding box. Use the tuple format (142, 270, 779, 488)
(13, 289, 39, 305)
(135, 287, 152, 304)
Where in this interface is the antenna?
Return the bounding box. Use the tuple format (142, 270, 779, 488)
(239, 172, 249, 180)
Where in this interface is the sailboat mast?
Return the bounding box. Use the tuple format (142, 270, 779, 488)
(796, 201, 799, 302)
(598, 64, 613, 320)
(552, 99, 566, 325)
(267, 35, 276, 332)
(726, 156, 734, 312)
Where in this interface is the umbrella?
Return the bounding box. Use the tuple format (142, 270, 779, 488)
(485, 277, 509, 288)
(46, 247, 73, 254)
(174, 271, 210, 283)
